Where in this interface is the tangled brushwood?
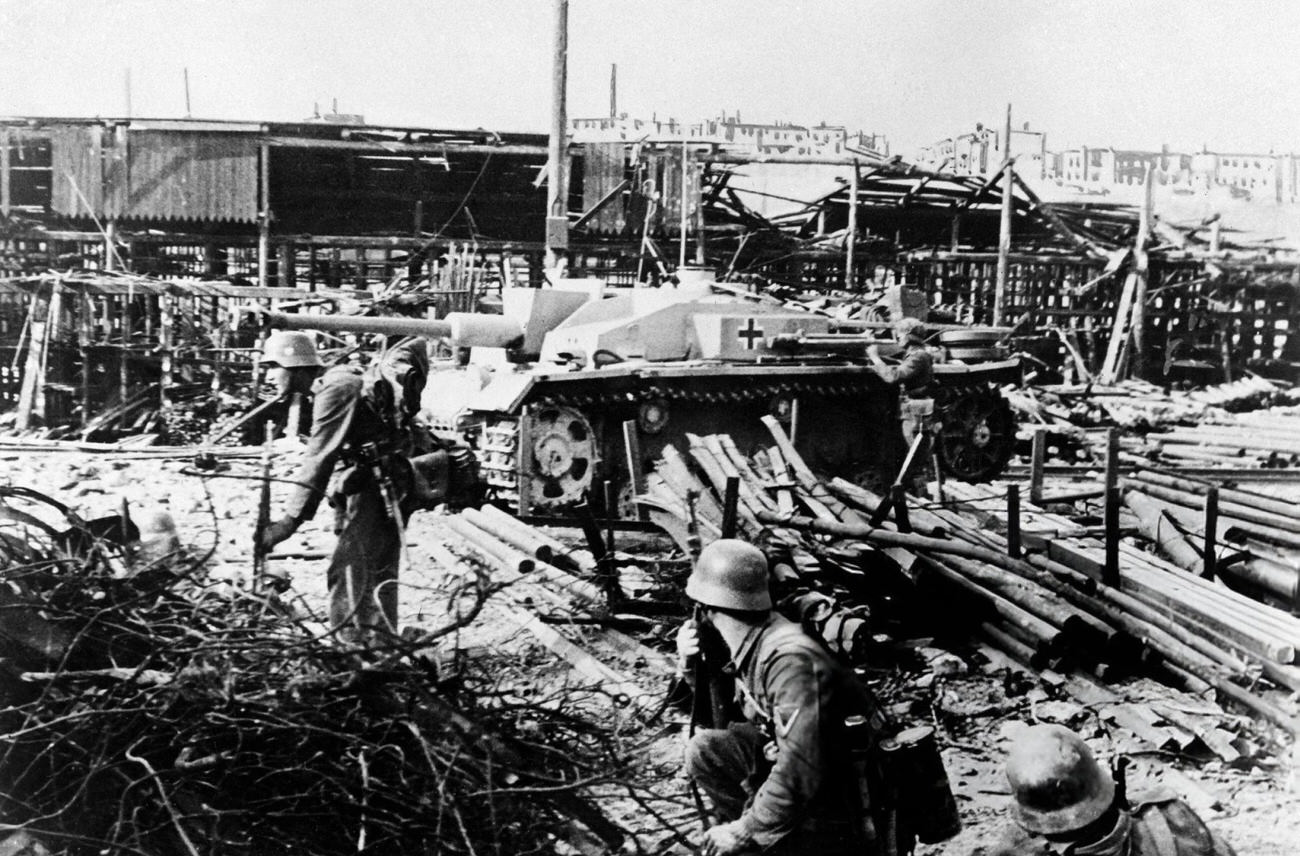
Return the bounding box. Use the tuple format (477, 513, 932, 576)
(0, 487, 633, 856)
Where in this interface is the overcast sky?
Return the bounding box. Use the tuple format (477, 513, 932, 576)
(1, 0, 1296, 156)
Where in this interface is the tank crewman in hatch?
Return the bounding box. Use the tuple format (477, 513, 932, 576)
(674, 539, 888, 856)
(867, 317, 935, 393)
(982, 723, 1236, 856)
(258, 335, 431, 643)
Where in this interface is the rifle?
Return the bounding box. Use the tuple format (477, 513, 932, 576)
(252, 419, 275, 593)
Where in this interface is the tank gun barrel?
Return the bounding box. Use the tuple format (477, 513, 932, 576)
(264, 311, 524, 348)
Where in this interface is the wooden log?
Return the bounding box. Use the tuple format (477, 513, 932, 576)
(1132, 469, 1300, 524)
(1117, 543, 1300, 644)
(470, 504, 556, 564)
(1157, 429, 1300, 457)
(1123, 490, 1205, 571)
(937, 553, 1118, 653)
(1124, 482, 1300, 552)
(658, 444, 724, 527)
(686, 434, 762, 533)
(928, 558, 1064, 650)
(444, 515, 535, 575)
(1125, 476, 1300, 532)
(1116, 566, 1296, 664)
(760, 415, 857, 521)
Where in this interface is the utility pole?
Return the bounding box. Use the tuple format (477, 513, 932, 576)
(609, 63, 617, 119)
(1131, 162, 1153, 377)
(993, 103, 1013, 326)
(184, 67, 192, 118)
(544, 0, 570, 270)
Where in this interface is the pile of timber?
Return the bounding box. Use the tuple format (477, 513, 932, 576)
(1120, 469, 1300, 607)
(638, 419, 1300, 748)
(436, 505, 674, 712)
(1147, 411, 1300, 468)
(1009, 378, 1289, 449)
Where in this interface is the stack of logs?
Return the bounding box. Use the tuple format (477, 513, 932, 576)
(638, 416, 1300, 741)
(1148, 408, 1300, 468)
(436, 505, 674, 711)
(1121, 469, 1300, 608)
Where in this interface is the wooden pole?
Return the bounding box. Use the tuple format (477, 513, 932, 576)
(993, 104, 1013, 327)
(159, 293, 173, 410)
(721, 476, 740, 539)
(1201, 486, 1218, 581)
(544, 0, 569, 269)
(16, 286, 51, 431)
(1103, 427, 1120, 587)
(1131, 163, 1153, 377)
(1029, 427, 1046, 504)
(79, 291, 91, 428)
(258, 143, 270, 289)
(845, 161, 859, 289)
(679, 139, 689, 271)
(1007, 483, 1021, 559)
(104, 220, 116, 272)
(622, 419, 647, 521)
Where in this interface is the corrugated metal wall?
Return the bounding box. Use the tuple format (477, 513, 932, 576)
(581, 143, 627, 234)
(51, 128, 258, 222)
(123, 131, 259, 222)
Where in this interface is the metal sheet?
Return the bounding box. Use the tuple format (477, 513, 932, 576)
(581, 143, 626, 234)
(123, 131, 259, 222)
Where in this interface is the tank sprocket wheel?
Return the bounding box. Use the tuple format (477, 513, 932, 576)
(935, 387, 1015, 482)
(529, 406, 597, 508)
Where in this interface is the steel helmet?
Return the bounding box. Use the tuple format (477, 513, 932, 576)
(894, 317, 927, 344)
(1005, 724, 1115, 835)
(259, 332, 322, 368)
(685, 539, 772, 611)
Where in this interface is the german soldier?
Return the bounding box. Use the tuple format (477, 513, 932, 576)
(258, 335, 429, 643)
(675, 539, 886, 855)
(985, 724, 1237, 856)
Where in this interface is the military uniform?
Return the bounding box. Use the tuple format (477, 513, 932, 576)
(277, 337, 429, 641)
(685, 614, 881, 855)
(985, 792, 1237, 856)
(875, 343, 934, 393)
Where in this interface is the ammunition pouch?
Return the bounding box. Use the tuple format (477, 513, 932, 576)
(444, 445, 484, 510)
(393, 445, 483, 513)
(404, 450, 451, 511)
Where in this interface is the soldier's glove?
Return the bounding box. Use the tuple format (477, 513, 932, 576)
(701, 821, 753, 856)
(674, 619, 701, 674)
(258, 516, 299, 552)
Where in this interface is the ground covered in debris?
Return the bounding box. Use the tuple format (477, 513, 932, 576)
(3, 443, 1299, 854)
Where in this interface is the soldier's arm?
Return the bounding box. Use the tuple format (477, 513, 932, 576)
(283, 372, 361, 522)
(734, 650, 832, 849)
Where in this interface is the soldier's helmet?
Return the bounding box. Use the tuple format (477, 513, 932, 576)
(894, 316, 928, 344)
(1005, 724, 1116, 835)
(259, 332, 323, 369)
(685, 539, 772, 612)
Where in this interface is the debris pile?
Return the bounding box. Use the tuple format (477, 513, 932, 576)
(0, 487, 635, 856)
(637, 418, 1296, 762)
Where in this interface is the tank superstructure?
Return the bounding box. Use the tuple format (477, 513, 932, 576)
(412, 276, 1019, 514)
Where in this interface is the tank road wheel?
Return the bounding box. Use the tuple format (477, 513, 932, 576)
(935, 388, 1015, 482)
(529, 406, 597, 509)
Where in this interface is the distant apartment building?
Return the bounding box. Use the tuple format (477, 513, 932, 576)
(915, 123, 1047, 179)
(918, 123, 1298, 202)
(1049, 145, 1299, 202)
(571, 111, 889, 157)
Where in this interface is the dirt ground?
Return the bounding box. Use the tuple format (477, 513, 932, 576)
(5, 442, 1299, 854)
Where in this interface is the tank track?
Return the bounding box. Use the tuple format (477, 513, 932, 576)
(477, 374, 881, 507)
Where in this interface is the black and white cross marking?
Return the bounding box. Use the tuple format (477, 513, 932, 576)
(737, 318, 764, 350)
